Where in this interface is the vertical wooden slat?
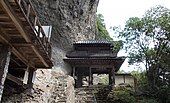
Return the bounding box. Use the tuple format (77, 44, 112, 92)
(72, 67, 75, 79)
(27, 68, 36, 88)
(38, 26, 41, 37)
(34, 16, 37, 26)
(18, 0, 21, 5)
(89, 67, 92, 86)
(26, 4, 31, 18)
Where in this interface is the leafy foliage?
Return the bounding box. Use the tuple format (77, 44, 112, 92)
(113, 5, 170, 103)
(110, 87, 136, 103)
(116, 5, 170, 89)
(96, 14, 123, 52)
(139, 98, 159, 103)
(96, 14, 113, 41)
(131, 70, 148, 90)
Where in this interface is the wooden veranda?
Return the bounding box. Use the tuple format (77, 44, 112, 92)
(0, 0, 53, 101)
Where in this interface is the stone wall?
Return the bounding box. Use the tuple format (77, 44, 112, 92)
(49, 75, 75, 103)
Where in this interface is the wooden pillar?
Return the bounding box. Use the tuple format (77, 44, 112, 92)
(27, 68, 36, 89)
(109, 72, 112, 85)
(72, 67, 75, 79)
(72, 67, 76, 87)
(23, 67, 29, 84)
(109, 67, 115, 89)
(89, 67, 92, 86)
(76, 75, 82, 88)
(0, 46, 11, 102)
(76, 68, 83, 88)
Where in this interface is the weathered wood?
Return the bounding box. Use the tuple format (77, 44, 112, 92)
(72, 67, 75, 79)
(27, 68, 36, 88)
(31, 45, 49, 67)
(109, 67, 115, 89)
(7, 73, 23, 85)
(13, 43, 33, 47)
(0, 46, 11, 102)
(0, 0, 31, 42)
(12, 47, 35, 68)
(0, 0, 52, 68)
(23, 67, 29, 84)
(0, 26, 35, 68)
(76, 74, 83, 88)
(26, 4, 30, 18)
(89, 67, 92, 86)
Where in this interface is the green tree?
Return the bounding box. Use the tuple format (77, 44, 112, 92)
(117, 5, 170, 91)
(96, 14, 113, 40)
(96, 14, 123, 52)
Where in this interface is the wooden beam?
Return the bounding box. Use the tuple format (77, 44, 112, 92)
(7, 73, 23, 85)
(0, 46, 11, 102)
(0, 0, 50, 68)
(12, 47, 35, 68)
(0, 14, 9, 19)
(11, 58, 22, 66)
(0, 0, 31, 42)
(13, 43, 33, 47)
(0, 26, 10, 43)
(0, 23, 35, 69)
(31, 45, 49, 67)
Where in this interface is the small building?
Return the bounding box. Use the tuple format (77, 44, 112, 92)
(115, 73, 137, 88)
(64, 40, 125, 88)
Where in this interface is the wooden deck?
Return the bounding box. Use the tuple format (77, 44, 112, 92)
(0, 0, 53, 69)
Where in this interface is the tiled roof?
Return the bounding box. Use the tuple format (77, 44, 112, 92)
(66, 50, 118, 58)
(75, 40, 111, 44)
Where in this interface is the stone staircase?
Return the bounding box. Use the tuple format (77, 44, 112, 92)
(75, 86, 97, 103)
(75, 85, 114, 103)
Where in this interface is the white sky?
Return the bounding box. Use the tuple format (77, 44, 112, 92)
(97, 0, 170, 72)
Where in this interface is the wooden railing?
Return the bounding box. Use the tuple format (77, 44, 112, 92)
(14, 0, 51, 56)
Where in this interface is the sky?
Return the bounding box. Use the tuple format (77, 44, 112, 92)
(97, 0, 170, 72)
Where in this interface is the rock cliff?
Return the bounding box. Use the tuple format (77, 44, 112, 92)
(31, 0, 99, 74)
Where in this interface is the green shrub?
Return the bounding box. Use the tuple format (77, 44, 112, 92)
(157, 86, 170, 103)
(139, 98, 158, 103)
(108, 87, 136, 103)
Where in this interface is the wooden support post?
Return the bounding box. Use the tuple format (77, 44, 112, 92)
(0, 46, 11, 102)
(72, 67, 75, 79)
(89, 67, 92, 86)
(76, 75, 82, 88)
(109, 67, 115, 90)
(27, 68, 36, 89)
(109, 71, 112, 85)
(91, 74, 93, 85)
(27, 4, 31, 18)
(23, 67, 29, 84)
